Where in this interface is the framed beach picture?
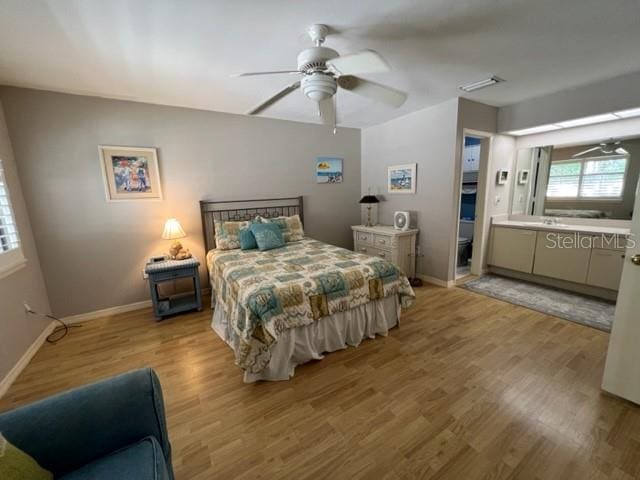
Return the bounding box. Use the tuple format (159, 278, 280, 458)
(388, 163, 417, 194)
(99, 146, 163, 201)
(316, 157, 343, 183)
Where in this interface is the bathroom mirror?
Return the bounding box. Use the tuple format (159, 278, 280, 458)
(510, 135, 640, 220)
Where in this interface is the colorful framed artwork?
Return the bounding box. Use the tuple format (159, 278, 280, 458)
(316, 157, 343, 184)
(388, 163, 417, 194)
(99, 146, 163, 201)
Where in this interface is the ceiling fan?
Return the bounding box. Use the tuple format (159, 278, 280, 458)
(232, 24, 408, 131)
(572, 139, 629, 158)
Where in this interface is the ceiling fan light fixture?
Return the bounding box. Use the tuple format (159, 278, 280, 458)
(301, 73, 337, 102)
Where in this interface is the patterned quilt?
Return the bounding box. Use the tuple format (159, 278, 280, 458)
(207, 238, 415, 373)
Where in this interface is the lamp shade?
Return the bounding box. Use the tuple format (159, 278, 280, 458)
(359, 195, 379, 204)
(162, 218, 186, 240)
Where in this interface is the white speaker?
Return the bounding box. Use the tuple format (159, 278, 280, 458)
(393, 211, 410, 231)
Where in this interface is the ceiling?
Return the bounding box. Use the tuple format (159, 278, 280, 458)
(1, 0, 639, 128)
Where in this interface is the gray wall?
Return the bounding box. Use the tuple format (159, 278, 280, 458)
(362, 98, 460, 282)
(1, 87, 361, 317)
(498, 71, 640, 132)
(361, 97, 498, 283)
(0, 100, 50, 382)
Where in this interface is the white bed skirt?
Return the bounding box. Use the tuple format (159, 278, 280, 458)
(212, 295, 401, 383)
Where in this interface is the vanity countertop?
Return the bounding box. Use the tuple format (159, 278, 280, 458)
(492, 219, 631, 236)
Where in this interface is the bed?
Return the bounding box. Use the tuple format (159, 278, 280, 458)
(200, 197, 415, 382)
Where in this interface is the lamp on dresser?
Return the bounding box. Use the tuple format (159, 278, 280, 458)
(359, 194, 380, 227)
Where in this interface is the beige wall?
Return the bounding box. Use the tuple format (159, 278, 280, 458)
(0, 87, 361, 317)
(0, 100, 50, 383)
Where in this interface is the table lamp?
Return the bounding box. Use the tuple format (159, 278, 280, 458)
(359, 195, 379, 227)
(162, 218, 187, 259)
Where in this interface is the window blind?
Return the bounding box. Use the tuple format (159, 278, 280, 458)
(0, 159, 20, 253)
(546, 156, 627, 200)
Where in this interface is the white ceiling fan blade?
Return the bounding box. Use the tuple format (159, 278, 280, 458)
(327, 49, 390, 76)
(318, 97, 336, 127)
(338, 76, 407, 108)
(615, 147, 629, 155)
(247, 81, 301, 115)
(231, 70, 301, 78)
(572, 146, 601, 158)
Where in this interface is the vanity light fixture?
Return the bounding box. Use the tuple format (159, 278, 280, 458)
(613, 107, 640, 118)
(506, 105, 640, 136)
(555, 113, 620, 128)
(459, 76, 505, 93)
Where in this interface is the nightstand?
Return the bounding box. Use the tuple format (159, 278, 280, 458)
(145, 257, 202, 320)
(351, 225, 419, 278)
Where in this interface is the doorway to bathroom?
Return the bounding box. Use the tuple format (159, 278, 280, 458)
(455, 134, 487, 279)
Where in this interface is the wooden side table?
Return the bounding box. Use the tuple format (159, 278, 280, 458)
(144, 257, 202, 320)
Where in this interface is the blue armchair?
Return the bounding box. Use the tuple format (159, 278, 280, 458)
(0, 368, 174, 479)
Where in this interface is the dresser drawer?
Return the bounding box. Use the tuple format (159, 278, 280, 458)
(150, 267, 196, 282)
(356, 231, 373, 245)
(373, 234, 393, 250)
(357, 244, 391, 260)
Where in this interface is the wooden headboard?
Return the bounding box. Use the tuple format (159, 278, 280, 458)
(199, 196, 304, 252)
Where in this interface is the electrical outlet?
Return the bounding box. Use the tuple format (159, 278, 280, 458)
(23, 302, 32, 313)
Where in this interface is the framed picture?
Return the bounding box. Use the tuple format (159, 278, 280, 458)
(518, 169, 530, 184)
(99, 146, 162, 201)
(316, 157, 343, 183)
(497, 169, 509, 185)
(388, 163, 417, 194)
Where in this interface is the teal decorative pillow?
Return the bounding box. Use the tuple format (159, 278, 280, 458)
(250, 223, 285, 251)
(0, 433, 53, 480)
(256, 214, 304, 242)
(239, 226, 258, 250)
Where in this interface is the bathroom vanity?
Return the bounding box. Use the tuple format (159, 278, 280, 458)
(488, 220, 630, 300)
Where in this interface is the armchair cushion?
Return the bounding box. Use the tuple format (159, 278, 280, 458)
(60, 436, 169, 480)
(0, 368, 172, 478)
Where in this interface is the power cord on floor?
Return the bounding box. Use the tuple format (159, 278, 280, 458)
(25, 307, 81, 344)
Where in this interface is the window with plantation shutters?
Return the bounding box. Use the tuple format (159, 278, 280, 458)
(0, 158, 24, 277)
(546, 155, 628, 200)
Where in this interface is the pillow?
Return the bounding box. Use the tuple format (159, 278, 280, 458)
(257, 214, 304, 242)
(250, 223, 285, 251)
(0, 433, 53, 480)
(214, 220, 249, 250)
(239, 226, 258, 250)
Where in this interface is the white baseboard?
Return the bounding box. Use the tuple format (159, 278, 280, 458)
(0, 321, 56, 398)
(62, 299, 153, 324)
(418, 274, 456, 288)
(62, 288, 212, 324)
(0, 288, 213, 398)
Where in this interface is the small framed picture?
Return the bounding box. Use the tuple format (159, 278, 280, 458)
(99, 146, 162, 201)
(316, 157, 343, 183)
(388, 163, 417, 194)
(518, 169, 530, 185)
(497, 169, 509, 185)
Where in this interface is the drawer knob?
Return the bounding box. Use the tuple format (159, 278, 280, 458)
(632, 254, 640, 266)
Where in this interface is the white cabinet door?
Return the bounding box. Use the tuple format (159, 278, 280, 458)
(533, 231, 591, 283)
(488, 227, 537, 273)
(587, 248, 625, 290)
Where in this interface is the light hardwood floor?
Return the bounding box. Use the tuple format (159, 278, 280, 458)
(2, 285, 640, 479)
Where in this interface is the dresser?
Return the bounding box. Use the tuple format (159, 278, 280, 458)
(351, 225, 419, 278)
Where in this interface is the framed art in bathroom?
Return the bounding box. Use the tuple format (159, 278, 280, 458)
(496, 169, 509, 185)
(518, 169, 530, 184)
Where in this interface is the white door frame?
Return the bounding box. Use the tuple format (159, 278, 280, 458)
(453, 129, 494, 280)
